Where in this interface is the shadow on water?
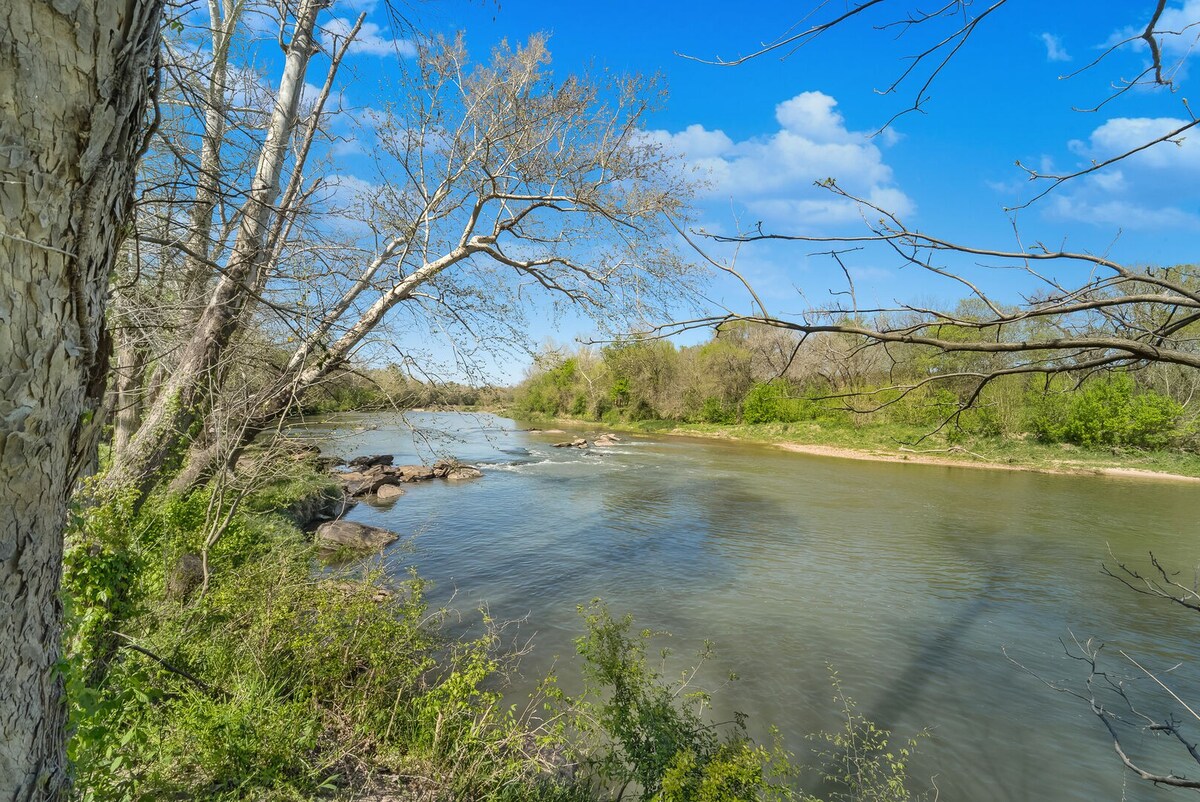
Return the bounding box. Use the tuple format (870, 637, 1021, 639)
(800, 568, 1001, 801)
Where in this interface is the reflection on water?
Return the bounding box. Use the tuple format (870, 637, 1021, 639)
(302, 411, 1200, 802)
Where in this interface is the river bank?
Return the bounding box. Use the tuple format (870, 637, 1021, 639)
(512, 413, 1200, 482)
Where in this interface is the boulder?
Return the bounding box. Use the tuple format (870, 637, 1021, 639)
(166, 553, 204, 600)
(593, 434, 620, 446)
(344, 479, 376, 497)
(315, 456, 344, 471)
(445, 465, 483, 481)
(315, 520, 399, 552)
(375, 483, 406, 500)
(552, 438, 589, 449)
(396, 465, 436, 482)
(347, 453, 394, 469)
(283, 484, 349, 527)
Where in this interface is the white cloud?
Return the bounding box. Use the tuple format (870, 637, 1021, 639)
(1048, 196, 1200, 228)
(1070, 116, 1200, 169)
(322, 174, 381, 237)
(640, 91, 913, 231)
(1108, 1, 1200, 75)
(1047, 115, 1200, 229)
(1144, 0, 1200, 58)
(1040, 32, 1071, 62)
(322, 17, 416, 58)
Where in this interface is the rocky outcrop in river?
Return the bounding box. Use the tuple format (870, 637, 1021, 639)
(331, 454, 484, 503)
(315, 520, 399, 552)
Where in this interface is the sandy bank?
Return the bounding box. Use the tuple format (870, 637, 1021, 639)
(773, 441, 1200, 484)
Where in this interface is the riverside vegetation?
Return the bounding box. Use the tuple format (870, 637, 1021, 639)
(63, 443, 927, 801)
(510, 322, 1200, 478)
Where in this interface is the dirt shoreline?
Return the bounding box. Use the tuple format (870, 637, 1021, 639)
(770, 441, 1200, 483)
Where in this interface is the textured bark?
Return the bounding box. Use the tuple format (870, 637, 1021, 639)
(0, 0, 161, 799)
(179, 0, 238, 303)
(111, 327, 148, 457)
(105, 0, 326, 495)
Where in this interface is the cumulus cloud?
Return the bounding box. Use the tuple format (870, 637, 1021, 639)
(1047, 115, 1200, 229)
(1040, 32, 1071, 62)
(1108, 1, 1200, 69)
(322, 17, 416, 58)
(640, 91, 913, 231)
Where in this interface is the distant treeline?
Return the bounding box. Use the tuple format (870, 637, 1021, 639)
(514, 321, 1200, 450)
(301, 364, 510, 414)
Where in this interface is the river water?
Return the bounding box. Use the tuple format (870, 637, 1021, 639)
(304, 411, 1200, 801)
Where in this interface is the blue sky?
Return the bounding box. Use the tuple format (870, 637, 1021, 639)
(237, 1, 1200, 378)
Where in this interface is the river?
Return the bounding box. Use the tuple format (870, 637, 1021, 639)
(303, 411, 1200, 801)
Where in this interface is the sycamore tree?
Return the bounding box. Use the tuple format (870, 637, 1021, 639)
(0, 0, 162, 798)
(104, 24, 699, 499)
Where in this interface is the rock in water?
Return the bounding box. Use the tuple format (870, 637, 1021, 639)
(445, 465, 483, 481)
(315, 521, 399, 552)
(396, 465, 436, 482)
(347, 453, 394, 469)
(376, 483, 406, 500)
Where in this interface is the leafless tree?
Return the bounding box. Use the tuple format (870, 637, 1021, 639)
(676, 2, 1200, 790)
(107, 27, 700, 498)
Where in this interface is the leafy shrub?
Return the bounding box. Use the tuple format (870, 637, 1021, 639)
(1028, 373, 1182, 448)
(571, 393, 589, 417)
(804, 670, 926, 802)
(698, 396, 737, 425)
(743, 381, 815, 424)
(571, 601, 792, 801)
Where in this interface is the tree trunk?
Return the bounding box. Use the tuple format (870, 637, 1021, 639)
(0, 0, 161, 799)
(111, 326, 149, 457)
(168, 244, 479, 492)
(105, 0, 326, 498)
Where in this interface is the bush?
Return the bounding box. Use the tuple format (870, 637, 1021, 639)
(805, 669, 926, 802)
(743, 381, 815, 424)
(698, 396, 737, 425)
(571, 601, 790, 801)
(1028, 373, 1182, 448)
(65, 486, 574, 801)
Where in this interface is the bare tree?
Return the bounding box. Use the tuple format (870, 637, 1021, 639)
(111, 31, 699, 496)
(0, 0, 162, 797)
(104, 0, 362, 494)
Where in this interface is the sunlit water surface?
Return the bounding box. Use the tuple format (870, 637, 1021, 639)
(301, 411, 1200, 801)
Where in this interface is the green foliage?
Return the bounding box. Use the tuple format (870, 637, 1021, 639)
(1028, 373, 1183, 448)
(521, 357, 583, 417)
(697, 396, 737, 425)
(64, 474, 577, 801)
(802, 670, 925, 802)
(63, 483, 146, 685)
(743, 381, 815, 425)
(572, 601, 793, 801)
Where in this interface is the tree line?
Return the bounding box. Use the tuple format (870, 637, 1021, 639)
(516, 312, 1200, 451)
